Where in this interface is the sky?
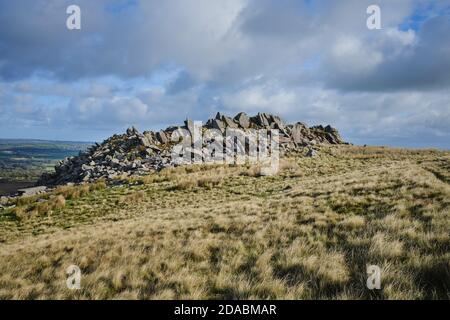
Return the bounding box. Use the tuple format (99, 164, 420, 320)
(0, 0, 449, 148)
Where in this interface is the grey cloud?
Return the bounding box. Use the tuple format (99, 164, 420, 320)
(0, 0, 248, 81)
(166, 71, 197, 95)
(238, 0, 319, 38)
(323, 16, 450, 92)
(1, 0, 447, 93)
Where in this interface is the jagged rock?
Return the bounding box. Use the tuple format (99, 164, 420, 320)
(306, 148, 317, 157)
(126, 126, 139, 136)
(324, 125, 342, 144)
(291, 123, 309, 145)
(234, 112, 250, 129)
(309, 124, 342, 145)
(138, 135, 152, 147)
(324, 133, 337, 144)
(251, 113, 270, 127)
(210, 119, 225, 133)
(266, 114, 284, 129)
(221, 115, 238, 128)
(156, 131, 169, 144)
(205, 119, 214, 128)
(143, 131, 154, 140)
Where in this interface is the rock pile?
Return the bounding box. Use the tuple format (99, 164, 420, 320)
(38, 127, 173, 186)
(37, 112, 346, 186)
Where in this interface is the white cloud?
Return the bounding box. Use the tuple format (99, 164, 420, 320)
(70, 96, 149, 125)
(330, 36, 384, 74)
(222, 83, 296, 112)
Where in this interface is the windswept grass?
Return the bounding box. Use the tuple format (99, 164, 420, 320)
(0, 145, 448, 299)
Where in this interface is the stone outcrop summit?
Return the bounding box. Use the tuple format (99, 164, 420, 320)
(38, 112, 346, 186)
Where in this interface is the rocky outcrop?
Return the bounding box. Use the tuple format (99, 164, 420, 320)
(37, 112, 346, 186)
(234, 112, 250, 129)
(38, 128, 173, 186)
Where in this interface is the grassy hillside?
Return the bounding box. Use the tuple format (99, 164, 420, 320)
(0, 145, 448, 299)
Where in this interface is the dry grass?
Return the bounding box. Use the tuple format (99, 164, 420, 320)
(116, 190, 145, 205)
(11, 194, 66, 220)
(0, 145, 449, 299)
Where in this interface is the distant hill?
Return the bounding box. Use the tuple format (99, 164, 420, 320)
(0, 139, 92, 184)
